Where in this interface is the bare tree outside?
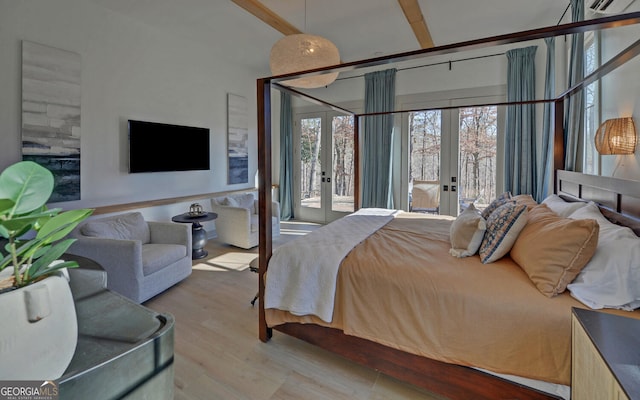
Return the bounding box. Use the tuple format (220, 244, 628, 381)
(458, 106, 497, 208)
(409, 110, 441, 182)
(300, 115, 355, 213)
(409, 107, 497, 212)
(300, 117, 322, 209)
(332, 115, 355, 212)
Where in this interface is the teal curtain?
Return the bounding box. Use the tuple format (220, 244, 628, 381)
(564, 0, 585, 171)
(538, 38, 555, 202)
(362, 69, 396, 209)
(278, 92, 294, 220)
(505, 46, 537, 197)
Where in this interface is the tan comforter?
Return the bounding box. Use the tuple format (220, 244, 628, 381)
(266, 212, 640, 385)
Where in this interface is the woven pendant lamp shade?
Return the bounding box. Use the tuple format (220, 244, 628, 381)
(270, 34, 340, 89)
(594, 117, 637, 155)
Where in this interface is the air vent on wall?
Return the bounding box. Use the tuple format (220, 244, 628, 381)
(589, 0, 636, 14)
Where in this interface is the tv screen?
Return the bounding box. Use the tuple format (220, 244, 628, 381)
(128, 120, 210, 173)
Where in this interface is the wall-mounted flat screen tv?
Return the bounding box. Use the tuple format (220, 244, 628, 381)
(128, 120, 210, 173)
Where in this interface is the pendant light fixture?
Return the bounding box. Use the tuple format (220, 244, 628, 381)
(269, 1, 340, 89)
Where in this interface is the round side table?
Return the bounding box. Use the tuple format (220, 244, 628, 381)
(171, 212, 217, 260)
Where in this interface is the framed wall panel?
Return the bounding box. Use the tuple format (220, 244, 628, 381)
(22, 41, 81, 202)
(227, 93, 249, 184)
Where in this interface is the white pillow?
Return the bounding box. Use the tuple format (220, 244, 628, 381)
(542, 194, 588, 217)
(449, 203, 487, 258)
(235, 193, 256, 211)
(567, 202, 640, 310)
(221, 196, 239, 207)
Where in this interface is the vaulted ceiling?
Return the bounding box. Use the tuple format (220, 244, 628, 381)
(88, 0, 570, 76)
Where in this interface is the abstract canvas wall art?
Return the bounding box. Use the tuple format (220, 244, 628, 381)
(22, 41, 81, 202)
(227, 93, 249, 184)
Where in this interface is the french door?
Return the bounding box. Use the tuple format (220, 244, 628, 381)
(405, 101, 503, 216)
(294, 112, 355, 223)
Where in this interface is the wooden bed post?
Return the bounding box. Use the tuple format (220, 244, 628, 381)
(353, 115, 360, 210)
(553, 98, 565, 194)
(257, 78, 273, 342)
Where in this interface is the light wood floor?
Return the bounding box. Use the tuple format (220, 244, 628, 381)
(144, 221, 446, 400)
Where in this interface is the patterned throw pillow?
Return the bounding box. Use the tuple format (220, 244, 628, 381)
(480, 191, 513, 220)
(479, 203, 528, 264)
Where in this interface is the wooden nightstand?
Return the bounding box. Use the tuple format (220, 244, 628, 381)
(572, 308, 640, 400)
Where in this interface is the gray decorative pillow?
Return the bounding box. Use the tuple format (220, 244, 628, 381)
(449, 203, 487, 258)
(81, 212, 150, 244)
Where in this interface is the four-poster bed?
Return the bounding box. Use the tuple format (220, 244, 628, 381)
(256, 12, 640, 400)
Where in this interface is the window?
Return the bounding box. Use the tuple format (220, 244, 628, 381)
(583, 32, 600, 175)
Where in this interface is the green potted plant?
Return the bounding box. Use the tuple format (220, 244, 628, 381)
(0, 160, 93, 380)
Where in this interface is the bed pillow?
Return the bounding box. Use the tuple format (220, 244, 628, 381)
(479, 202, 527, 264)
(541, 194, 588, 217)
(567, 202, 640, 310)
(512, 194, 538, 210)
(449, 203, 487, 258)
(480, 191, 512, 220)
(510, 204, 599, 297)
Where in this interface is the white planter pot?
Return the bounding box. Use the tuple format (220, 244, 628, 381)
(0, 272, 78, 380)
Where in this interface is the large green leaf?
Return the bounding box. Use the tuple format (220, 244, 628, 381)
(0, 225, 9, 239)
(28, 260, 79, 283)
(36, 209, 93, 243)
(0, 161, 54, 215)
(26, 239, 77, 282)
(0, 199, 15, 216)
(0, 252, 12, 271)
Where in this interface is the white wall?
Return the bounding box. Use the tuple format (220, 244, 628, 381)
(0, 0, 261, 229)
(598, 6, 640, 179)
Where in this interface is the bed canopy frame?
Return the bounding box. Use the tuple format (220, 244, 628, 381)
(256, 12, 640, 400)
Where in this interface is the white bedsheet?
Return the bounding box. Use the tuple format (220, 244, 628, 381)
(264, 208, 398, 322)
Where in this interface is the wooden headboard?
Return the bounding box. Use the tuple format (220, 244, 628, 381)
(556, 170, 640, 236)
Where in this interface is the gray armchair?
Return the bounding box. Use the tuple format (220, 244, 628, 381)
(67, 212, 192, 303)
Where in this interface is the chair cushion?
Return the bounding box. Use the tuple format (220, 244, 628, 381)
(82, 212, 150, 244)
(141, 244, 187, 276)
(213, 193, 256, 213)
(233, 193, 256, 211)
(220, 196, 239, 207)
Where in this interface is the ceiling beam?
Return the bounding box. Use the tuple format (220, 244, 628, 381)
(231, 0, 302, 36)
(397, 0, 434, 48)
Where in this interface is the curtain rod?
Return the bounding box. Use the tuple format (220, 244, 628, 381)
(335, 51, 506, 82)
(557, 3, 571, 26)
